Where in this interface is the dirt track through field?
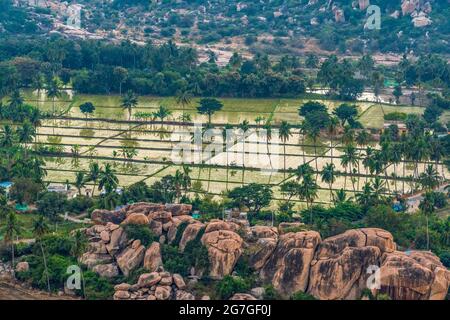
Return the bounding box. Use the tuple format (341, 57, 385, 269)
(0, 281, 75, 300)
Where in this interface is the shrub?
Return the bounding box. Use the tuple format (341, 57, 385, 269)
(161, 244, 189, 276)
(66, 195, 94, 214)
(384, 112, 407, 121)
(290, 291, 316, 300)
(216, 275, 251, 300)
(81, 270, 115, 300)
(263, 285, 282, 300)
(440, 252, 450, 268)
(123, 224, 157, 247)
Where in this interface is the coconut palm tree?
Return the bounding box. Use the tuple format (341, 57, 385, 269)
(321, 163, 337, 202)
(176, 89, 192, 113)
(263, 122, 273, 170)
(279, 121, 292, 179)
(153, 105, 172, 123)
(341, 144, 359, 191)
(419, 165, 441, 192)
(238, 120, 250, 184)
(8, 89, 24, 108)
(173, 170, 184, 202)
(0, 124, 15, 148)
(16, 120, 35, 149)
(121, 90, 138, 120)
(299, 120, 308, 164)
(181, 165, 192, 197)
(327, 117, 339, 166)
(334, 188, 351, 204)
(388, 143, 403, 194)
(419, 192, 435, 250)
(362, 146, 374, 184)
(98, 164, 119, 194)
(371, 177, 387, 203)
(1, 211, 21, 269)
(86, 162, 100, 197)
(70, 230, 88, 298)
(222, 124, 234, 190)
(32, 73, 46, 97)
(298, 173, 318, 225)
(295, 163, 314, 181)
(32, 215, 51, 293)
(46, 77, 62, 115)
(74, 172, 86, 195)
(306, 123, 320, 174)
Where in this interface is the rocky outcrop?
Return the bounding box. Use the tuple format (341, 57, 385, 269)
(114, 271, 192, 300)
(375, 251, 450, 300)
(116, 240, 146, 277)
(91, 209, 125, 225)
(143, 242, 163, 272)
(202, 228, 244, 279)
(307, 228, 396, 300)
(261, 231, 321, 295)
(179, 223, 205, 252)
(245, 226, 278, 271)
(121, 213, 149, 226)
(230, 293, 257, 300)
(15, 262, 29, 273)
(92, 263, 119, 278)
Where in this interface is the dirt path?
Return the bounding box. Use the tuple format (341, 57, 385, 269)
(0, 281, 76, 300)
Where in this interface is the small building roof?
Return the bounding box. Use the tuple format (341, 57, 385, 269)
(0, 181, 13, 188)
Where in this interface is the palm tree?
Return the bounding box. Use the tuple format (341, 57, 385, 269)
(419, 192, 435, 250)
(32, 73, 45, 97)
(279, 121, 292, 178)
(222, 124, 234, 190)
(0, 125, 15, 148)
(356, 182, 374, 208)
(121, 90, 138, 120)
(341, 144, 359, 191)
(86, 162, 100, 197)
(321, 163, 337, 202)
(8, 89, 24, 108)
(363, 146, 374, 184)
(173, 170, 184, 202)
(371, 177, 387, 203)
(74, 172, 86, 195)
(176, 89, 193, 113)
(181, 165, 192, 197)
(334, 188, 351, 204)
(327, 117, 339, 166)
(153, 105, 172, 124)
(388, 143, 403, 194)
(70, 230, 87, 298)
(16, 120, 35, 149)
(419, 165, 441, 192)
(1, 211, 21, 269)
(295, 163, 314, 181)
(98, 164, 119, 194)
(306, 124, 320, 174)
(238, 120, 250, 184)
(32, 215, 51, 293)
(263, 122, 273, 170)
(298, 173, 318, 224)
(299, 121, 308, 164)
(46, 77, 61, 115)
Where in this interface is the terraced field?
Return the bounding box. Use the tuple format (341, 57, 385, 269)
(21, 91, 449, 209)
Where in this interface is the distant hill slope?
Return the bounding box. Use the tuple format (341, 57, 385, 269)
(3, 0, 450, 56)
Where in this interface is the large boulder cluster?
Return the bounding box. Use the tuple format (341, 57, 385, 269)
(113, 272, 193, 301)
(81, 203, 449, 300)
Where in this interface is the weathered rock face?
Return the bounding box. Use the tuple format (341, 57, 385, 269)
(261, 231, 321, 295)
(165, 204, 192, 216)
(307, 228, 395, 300)
(115, 271, 190, 300)
(106, 227, 127, 256)
(121, 213, 149, 226)
(15, 262, 29, 273)
(375, 251, 450, 300)
(91, 209, 125, 225)
(92, 263, 119, 278)
(143, 242, 163, 272)
(230, 293, 257, 300)
(202, 229, 243, 279)
(116, 240, 146, 276)
(245, 226, 279, 271)
(179, 223, 204, 252)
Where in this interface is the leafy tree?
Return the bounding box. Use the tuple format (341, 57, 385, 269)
(333, 103, 358, 126)
(79, 102, 96, 121)
(36, 192, 68, 223)
(228, 183, 273, 214)
(197, 98, 223, 124)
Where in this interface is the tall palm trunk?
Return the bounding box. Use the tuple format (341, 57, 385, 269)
(40, 242, 51, 293)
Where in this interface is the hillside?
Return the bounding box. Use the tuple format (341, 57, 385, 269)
(3, 0, 450, 59)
